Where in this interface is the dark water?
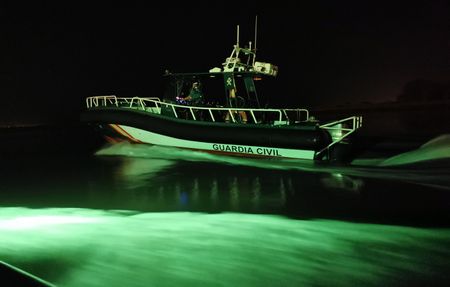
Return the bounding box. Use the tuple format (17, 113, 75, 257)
(1, 125, 450, 286)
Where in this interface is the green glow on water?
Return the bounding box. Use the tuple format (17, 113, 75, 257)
(0, 215, 100, 230)
(1, 207, 450, 287)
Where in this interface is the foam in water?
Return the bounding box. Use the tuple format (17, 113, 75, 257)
(1, 207, 449, 287)
(377, 134, 450, 167)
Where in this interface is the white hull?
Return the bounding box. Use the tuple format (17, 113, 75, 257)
(113, 124, 316, 160)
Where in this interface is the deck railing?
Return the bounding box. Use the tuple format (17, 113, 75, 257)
(316, 115, 363, 159)
(86, 95, 311, 125)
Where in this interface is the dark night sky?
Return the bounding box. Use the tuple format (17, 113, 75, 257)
(0, 0, 448, 125)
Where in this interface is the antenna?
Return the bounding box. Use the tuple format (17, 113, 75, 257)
(253, 15, 258, 66)
(236, 25, 240, 48)
(254, 15, 258, 52)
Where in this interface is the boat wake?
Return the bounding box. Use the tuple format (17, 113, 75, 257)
(95, 134, 450, 190)
(377, 134, 450, 167)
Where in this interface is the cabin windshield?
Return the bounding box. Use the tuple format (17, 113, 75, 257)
(162, 72, 269, 109)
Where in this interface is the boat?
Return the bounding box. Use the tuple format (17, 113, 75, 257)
(81, 22, 363, 161)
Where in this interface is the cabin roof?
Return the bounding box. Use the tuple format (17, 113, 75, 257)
(163, 71, 270, 79)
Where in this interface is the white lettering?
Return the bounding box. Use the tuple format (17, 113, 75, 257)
(211, 144, 279, 156)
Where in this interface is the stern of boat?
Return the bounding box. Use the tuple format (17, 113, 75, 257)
(315, 116, 363, 162)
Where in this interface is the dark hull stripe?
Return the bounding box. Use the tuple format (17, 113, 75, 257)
(81, 108, 332, 150)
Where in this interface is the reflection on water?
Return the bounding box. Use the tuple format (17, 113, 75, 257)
(0, 134, 449, 286)
(320, 173, 364, 193)
(94, 144, 449, 225)
(1, 207, 450, 287)
(108, 156, 369, 217)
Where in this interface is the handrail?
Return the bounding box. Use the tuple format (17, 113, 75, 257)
(282, 109, 309, 122)
(319, 116, 360, 128)
(86, 95, 118, 108)
(316, 115, 363, 159)
(85, 95, 311, 125)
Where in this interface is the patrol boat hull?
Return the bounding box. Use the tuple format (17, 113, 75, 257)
(81, 107, 333, 160)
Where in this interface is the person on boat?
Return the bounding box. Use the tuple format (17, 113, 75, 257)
(181, 82, 203, 106)
(176, 81, 205, 120)
(225, 87, 248, 123)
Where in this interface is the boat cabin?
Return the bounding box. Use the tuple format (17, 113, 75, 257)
(162, 71, 268, 109)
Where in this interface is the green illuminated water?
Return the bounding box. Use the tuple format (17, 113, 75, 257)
(1, 208, 450, 287)
(0, 132, 449, 286)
